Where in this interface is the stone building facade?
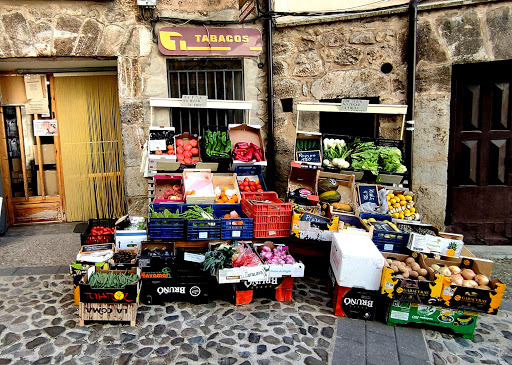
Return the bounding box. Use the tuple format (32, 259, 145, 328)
(272, 1, 512, 229)
(0, 0, 511, 230)
(0, 0, 266, 218)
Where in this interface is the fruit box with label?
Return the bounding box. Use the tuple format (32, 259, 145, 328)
(148, 126, 176, 159)
(115, 229, 147, 251)
(386, 300, 479, 339)
(408, 232, 464, 258)
(332, 214, 373, 237)
(294, 132, 322, 166)
(77, 243, 115, 264)
(79, 267, 140, 304)
(175, 132, 201, 165)
(152, 175, 184, 203)
(385, 189, 419, 221)
(318, 172, 357, 216)
(109, 246, 138, 270)
(380, 252, 444, 304)
(253, 242, 305, 278)
(138, 241, 175, 273)
(183, 169, 216, 204)
(232, 276, 294, 305)
(212, 173, 242, 204)
(330, 232, 385, 291)
(328, 266, 379, 320)
(291, 206, 339, 242)
(423, 256, 506, 315)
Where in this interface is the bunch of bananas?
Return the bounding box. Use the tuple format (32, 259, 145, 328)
(386, 191, 420, 220)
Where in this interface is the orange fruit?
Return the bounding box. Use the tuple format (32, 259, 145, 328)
(221, 196, 229, 203)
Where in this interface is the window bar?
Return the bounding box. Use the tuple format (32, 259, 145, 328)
(196, 71, 200, 134)
(223, 72, 228, 126)
(232, 71, 236, 124)
(205, 71, 210, 126)
(177, 72, 182, 132)
(214, 71, 219, 126)
(16, 107, 31, 201)
(187, 73, 192, 132)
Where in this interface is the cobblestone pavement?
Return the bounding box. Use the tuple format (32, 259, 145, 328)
(0, 274, 339, 365)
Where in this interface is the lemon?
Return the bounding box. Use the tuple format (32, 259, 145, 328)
(392, 212, 399, 218)
(410, 207, 416, 213)
(397, 194, 405, 201)
(405, 196, 413, 201)
(400, 200, 407, 206)
(390, 198, 396, 205)
(393, 203, 400, 208)
(399, 212, 405, 219)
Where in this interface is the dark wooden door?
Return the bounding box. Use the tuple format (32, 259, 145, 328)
(446, 61, 512, 245)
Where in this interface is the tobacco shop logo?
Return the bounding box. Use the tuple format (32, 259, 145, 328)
(189, 286, 201, 297)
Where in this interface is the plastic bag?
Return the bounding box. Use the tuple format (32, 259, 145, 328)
(232, 242, 261, 267)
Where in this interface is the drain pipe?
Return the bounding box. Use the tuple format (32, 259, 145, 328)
(264, 0, 276, 191)
(406, 0, 417, 188)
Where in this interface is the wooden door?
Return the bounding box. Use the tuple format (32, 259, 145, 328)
(446, 61, 512, 244)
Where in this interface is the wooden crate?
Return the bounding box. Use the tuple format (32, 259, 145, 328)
(79, 302, 137, 326)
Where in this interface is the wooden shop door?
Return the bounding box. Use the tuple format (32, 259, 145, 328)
(446, 61, 512, 244)
(0, 75, 65, 225)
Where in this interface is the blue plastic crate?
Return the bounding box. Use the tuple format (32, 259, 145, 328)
(181, 205, 221, 241)
(235, 165, 267, 191)
(214, 204, 253, 239)
(360, 213, 410, 252)
(148, 204, 185, 240)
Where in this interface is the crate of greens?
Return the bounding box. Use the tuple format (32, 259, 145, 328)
(148, 203, 185, 240)
(180, 204, 222, 241)
(200, 126, 232, 171)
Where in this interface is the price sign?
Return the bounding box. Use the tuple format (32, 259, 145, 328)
(81, 243, 113, 252)
(357, 184, 379, 205)
(296, 150, 321, 164)
(182, 95, 207, 108)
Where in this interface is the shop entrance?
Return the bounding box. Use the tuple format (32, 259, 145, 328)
(446, 61, 512, 244)
(0, 66, 125, 225)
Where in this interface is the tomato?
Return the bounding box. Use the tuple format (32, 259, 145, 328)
(184, 157, 192, 165)
(249, 181, 256, 186)
(244, 177, 250, 183)
(244, 186, 251, 192)
(167, 145, 174, 150)
(256, 184, 262, 189)
(192, 160, 199, 164)
(189, 139, 198, 147)
(155, 150, 163, 155)
(176, 146, 184, 154)
(176, 139, 184, 147)
(184, 151, 192, 158)
(191, 148, 199, 156)
(243, 181, 249, 187)
(184, 144, 193, 151)
(257, 188, 264, 193)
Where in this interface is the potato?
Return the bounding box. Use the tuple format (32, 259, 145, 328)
(418, 268, 428, 277)
(401, 270, 409, 278)
(399, 265, 408, 273)
(409, 270, 419, 279)
(386, 259, 394, 265)
(411, 262, 421, 272)
(390, 265, 398, 273)
(405, 257, 415, 265)
(418, 276, 426, 281)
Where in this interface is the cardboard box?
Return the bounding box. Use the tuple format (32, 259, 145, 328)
(115, 230, 147, 251)
(386, 300, 479, 339)
(79, 267, 140, 304)
(407, 232, 464, 257)
(318, 172, 357, 215)
(294, 132, 322, 166)
(76, 243, 115, 264)
(183, 169, 215, 204)
(333, 214, 373, 237)
(217, 264, 269, 284)
(229, 124, 266, 166)
(423, 256, 506, 315)
(380, 252, 444, 304)
(11, 157, 22, 172)
(287, 162, 319, 204)
(291, 207, 339, 241)
(253, 242, 305, 278)
(37, 169, 59, 196)
(109, 246, 138, 270)
(329, 232, 385, 291)
(148, 126, 176, 158)
(212, 173, 242, 203)
(175, 132, 200, 165)
(138, 241, 175, 273)
(328, 266, 378, 320)
(35, 144, 56, 165)
(151, 175, 184, 203)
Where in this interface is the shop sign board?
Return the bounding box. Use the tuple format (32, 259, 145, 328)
(239, 0, 256, 22)
(158, 27, 263, 56)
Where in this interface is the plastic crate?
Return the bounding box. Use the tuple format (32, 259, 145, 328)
(235, 165, 267, 191)
(148, 204, 185, 240)
(200, 125, 232, 172)
(181, 205, 221, 241)
(214, 204, 253, 239)
(360, 213, 410, 253)
(80, 218, 116, 245)
(241, 192, 292, 238)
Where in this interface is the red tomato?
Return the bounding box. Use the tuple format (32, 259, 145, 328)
(244, 186, 251, 192)
(191, 148, 199, 156)
(192, 160, 199, 164)
(256, 184, 262, 189)
(244, 177, 250, 183)
(184, 144, 193, 151)
(189, 139, 198, 147)
(184, 157, 192, 165)
(176, 146, 184, 154)
(167, 145, 174, 150)
(243, 181, 249, 187)
(249, 181, 256, 186)
(177, 156, 184, 163)
(257, 188, 264, 193)
(184, 151, 192, 158)
(250, 186, 257, 192)
(176, 139, 184, 147)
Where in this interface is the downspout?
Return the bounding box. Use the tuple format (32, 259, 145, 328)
(406, 0, 417, 188)
(264, 0, 276, 190)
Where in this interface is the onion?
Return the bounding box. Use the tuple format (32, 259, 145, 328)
(437, 267, 452, 277)
(431, 264, 440, 272)
(461, 269, 476, 280)
(462, 279, 478, 288)
(478, 285, 491, 290)
(451, 274, 463, 286)
(475, 274, 489, 286)
(448, 266, 461, 275)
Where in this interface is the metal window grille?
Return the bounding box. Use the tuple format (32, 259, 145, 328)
(167, 60, 244, 135)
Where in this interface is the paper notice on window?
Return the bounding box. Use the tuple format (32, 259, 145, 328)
(24, 74, 46, 100)
(33, 119, 58, 136)
(25, 98, 50, 115)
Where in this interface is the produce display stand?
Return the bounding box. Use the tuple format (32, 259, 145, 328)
(79, 302, 138, 327)
(295, 101, 408, 185)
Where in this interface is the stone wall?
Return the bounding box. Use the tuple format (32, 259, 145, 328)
(273, 1, 512, 228)
(0, 0, 266, 218)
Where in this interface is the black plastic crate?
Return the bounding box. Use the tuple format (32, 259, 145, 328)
(360, 213, 410, 252)
(80, 218, 116, 245)
(148, 204, 185, 240)
(180, 204, 221, 241)
(200, 125, 232, 172)
(235, 165, 267, 191)
(214, 204, 253, 239)
(139, 276, 213, 305)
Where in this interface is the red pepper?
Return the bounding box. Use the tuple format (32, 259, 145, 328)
(246, 146, 253, 160)
(254, 149, 263, 162)
(250, 143, 260, 151)
(235, 142, 250, 149)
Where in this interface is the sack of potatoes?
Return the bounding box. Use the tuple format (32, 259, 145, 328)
(385, 256, 429, 280)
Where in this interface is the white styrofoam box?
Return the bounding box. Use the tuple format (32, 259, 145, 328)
(216, 265, 269, 284)
(115, 230, 147, 251)
(329, 232, 385, 291)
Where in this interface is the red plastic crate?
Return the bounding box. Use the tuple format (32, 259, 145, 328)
(241, 192, 292, 238)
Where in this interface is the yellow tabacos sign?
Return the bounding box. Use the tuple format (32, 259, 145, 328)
(158, 27, 262, 56)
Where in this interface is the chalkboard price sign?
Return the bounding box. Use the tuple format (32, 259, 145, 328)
(300, 212, 331, 224)
(296, 150, 321, 164)
(357, 184, 379, 205)
(81, 243, 113, 252)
